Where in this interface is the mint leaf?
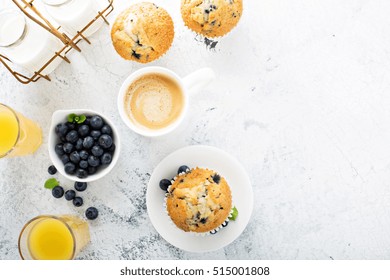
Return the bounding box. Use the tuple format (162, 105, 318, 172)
(77, 115, 86, 124)
(44, 178, 59, 190)
(67, 113, 76, 123)
(229, 206, 238, 221)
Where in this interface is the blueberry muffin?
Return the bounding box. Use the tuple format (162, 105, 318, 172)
(181, 0, 243, 38)
(111, 2, 174, 63)
(165, 167, 232, 233)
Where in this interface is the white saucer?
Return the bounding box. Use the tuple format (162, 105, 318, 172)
(146, 145, 253, 253)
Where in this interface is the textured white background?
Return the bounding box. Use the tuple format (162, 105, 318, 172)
(1, 0, 390, 259)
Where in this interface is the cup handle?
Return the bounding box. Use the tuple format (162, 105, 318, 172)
(182, 68, 216, 94)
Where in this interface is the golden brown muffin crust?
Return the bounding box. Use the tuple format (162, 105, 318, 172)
(166, 168, 232, 233)
(181, 0, 243, 38)
(111, 2, 174, 63)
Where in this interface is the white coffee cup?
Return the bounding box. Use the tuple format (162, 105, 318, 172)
(117, 66, 216, 137)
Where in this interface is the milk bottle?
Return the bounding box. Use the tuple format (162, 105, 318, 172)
(41, 0, 104, 37)
(0, 9, 63, 75)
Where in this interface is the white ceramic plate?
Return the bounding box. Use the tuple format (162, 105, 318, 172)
(146, 145, 253, 253)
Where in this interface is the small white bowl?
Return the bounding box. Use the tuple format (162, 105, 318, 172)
(48, 109, 121, 182)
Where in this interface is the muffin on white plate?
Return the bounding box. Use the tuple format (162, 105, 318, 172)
(160, 166, 238, 235)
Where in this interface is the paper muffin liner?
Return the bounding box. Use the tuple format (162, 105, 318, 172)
(163, 169, 234, 237)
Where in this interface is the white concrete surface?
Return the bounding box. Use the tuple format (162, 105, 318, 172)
(1, 0, 390, 259)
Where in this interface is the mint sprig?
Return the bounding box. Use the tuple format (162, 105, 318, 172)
(229, 206, 238, 221)
(44, 178, 59, 190)
(67, 113, 86, 124)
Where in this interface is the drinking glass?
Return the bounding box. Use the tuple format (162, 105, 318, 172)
(18, 215, 90, 260)
(0, 103, 42, 158)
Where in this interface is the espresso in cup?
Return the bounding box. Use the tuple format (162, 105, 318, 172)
(124, 73, 184, 130)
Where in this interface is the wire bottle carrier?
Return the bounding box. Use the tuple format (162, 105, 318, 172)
(0, 0, 114, 84)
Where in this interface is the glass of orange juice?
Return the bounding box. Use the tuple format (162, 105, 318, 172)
(0, 103, 42, 158)
(18, 215, 90, 260)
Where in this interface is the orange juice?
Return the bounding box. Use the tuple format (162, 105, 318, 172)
(19, 215, 90, 260)
(28, 218, 75, 260)
(0, 104, 42, 158)
(0, 108, 19, 155)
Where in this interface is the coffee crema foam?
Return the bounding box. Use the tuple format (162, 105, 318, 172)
(124, 73, 184, 130)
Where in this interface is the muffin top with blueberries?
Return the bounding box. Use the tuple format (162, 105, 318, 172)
(181, 0, 243, 38)
(111, 2, 174, 63)
(166, 167, 232, 233)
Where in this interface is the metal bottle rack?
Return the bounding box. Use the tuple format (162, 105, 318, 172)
(0, 0, 114, 84)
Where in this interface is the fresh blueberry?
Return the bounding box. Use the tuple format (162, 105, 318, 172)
(99, 135, 113, 149)
(83, 136, 94, 149)
(78, 124, 90, 137)
(55, 123, 68, 137)
(63, 142, 74, 154)
(84, 117, 91, 126)
(75, 138, 83, 150)
(85, 207, 99, 220)
(65, 130, 79, 143)
(52, 186, 64, 198)
(61, 154, 70, 164)
(107, 143, 116, 154)
(70, 151, 81, 164)
(131, 50, 141, 59)
(73, 196, 83, 207)
(55, 143, 65, 156)
(101, 124, 112, 135)
(222, 221, 229, 227)
(79, 150, 89, 160)
(74, 181, 87, 192)
(88, 155, 100, 167)
(91, 145, 104, 157)
(48, 165, 57, 175)
(64, 190, 76, 201)
(64, 162, 76, 174)
(177, 165, 190, 174)
(79, 160, 88, 169)
(88, 166, 97, 175)
(100, 153, 112, 165)
(66, 122, 76, 130)
(212, 174, 221, 184)
(90, 115, 104, 129)
(90, 130, 101, 140)
(76, 168, 88, 179)
(159, 179, 171, 191)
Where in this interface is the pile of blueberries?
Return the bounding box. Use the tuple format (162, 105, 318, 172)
(54, 115, 115, 179)
(48, 165, 98, 220)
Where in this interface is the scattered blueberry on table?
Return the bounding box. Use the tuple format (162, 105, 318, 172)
(85, 207, 99, 220)
(74, 181, 87, 192)
(73, 197, 83, 207)
(44, 177, 99, 220)
(48, 165, 57, 175)
(64, 190, 76, 201)
(52, 186, 64, 198)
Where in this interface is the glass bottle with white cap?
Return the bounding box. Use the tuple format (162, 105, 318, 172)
(0, 9, 63, 75)
(40, 0, 104, 37)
